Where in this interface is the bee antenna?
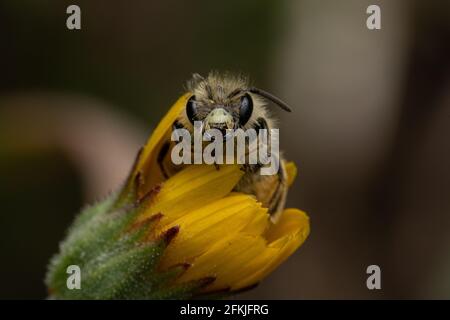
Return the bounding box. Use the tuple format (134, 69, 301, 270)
(248, 87, 292, 112)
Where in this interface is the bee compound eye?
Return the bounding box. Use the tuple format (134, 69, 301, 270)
(239, 93, 253, 125)
(186, 95, 197, 124)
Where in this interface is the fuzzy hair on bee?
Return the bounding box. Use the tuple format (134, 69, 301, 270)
(158, 71, 293, 222)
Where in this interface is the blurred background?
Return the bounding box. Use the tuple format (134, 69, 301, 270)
(0, 0, 449, 299)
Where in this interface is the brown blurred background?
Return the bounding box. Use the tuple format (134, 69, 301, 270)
(0, 0, 449, 299)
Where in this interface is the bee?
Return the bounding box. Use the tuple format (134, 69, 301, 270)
(155, 72, 292, 223)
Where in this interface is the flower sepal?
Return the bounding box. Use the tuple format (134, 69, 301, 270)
(45, 187, 218, 300)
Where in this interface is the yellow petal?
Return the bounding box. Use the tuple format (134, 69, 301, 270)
(138, 164, 244, 225)
(159, 194, 268, 269)
(174, 208, 309, 292)
(240, 205, 269, 235)
(177, 234, 269, 291)
(236, 208, 310, 288)
(266, 208, 309, 243)
(135, 93, 191, 196)
(231, 247, 279, 290)
(285, 161, 297, 187)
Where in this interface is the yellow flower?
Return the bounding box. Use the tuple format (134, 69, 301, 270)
(126, 94, 310, 293)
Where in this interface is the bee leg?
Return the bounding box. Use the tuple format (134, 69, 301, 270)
(254, 117, 287, 222)
(234, 117, 287, 223)
(267, 162, 288, 223)
(157, 141, 170, 179)
(210, 149, 220, 170)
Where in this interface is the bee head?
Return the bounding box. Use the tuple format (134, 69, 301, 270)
(179, 72, 292, 137)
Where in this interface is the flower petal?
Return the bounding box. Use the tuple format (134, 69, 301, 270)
(135, 93, 191, 196)
(234, 208, 310, 289)
(138, 164, 244, 225)
(176, 234, 269, 291)
(159, 194, 268, 269)
(285, 161, 297, 187)
(173, 209, 309, 292)
(266, 208, 309, 243)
